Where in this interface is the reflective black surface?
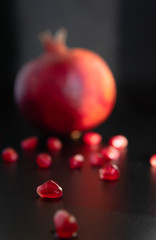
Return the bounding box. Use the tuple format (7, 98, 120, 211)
(1, 0, 156, 238)
(0, 96, 156, 240)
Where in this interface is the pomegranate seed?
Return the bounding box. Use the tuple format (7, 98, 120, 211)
(1, 148, 18, 163)
(69, 154, 84, 169)
(36, 180, 63, 199)
(90, 153, 103, 167)
(99, 164, 120, 181)
(21, 136, 38, 150)
(70, 130, 82, 140)
(101, 146, 120, 161)
(36, 153, 52, 168)
(149, 154, 156, 167)
(109, 135, 128, 150)
(47, 137, 62, 151)
(53, 209, 78, 238)
(83, 132, 102, 145)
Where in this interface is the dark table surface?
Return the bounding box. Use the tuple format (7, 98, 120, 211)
(0, 91, 156, 240)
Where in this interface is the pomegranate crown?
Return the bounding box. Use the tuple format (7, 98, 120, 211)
(39, 28, 68, 54)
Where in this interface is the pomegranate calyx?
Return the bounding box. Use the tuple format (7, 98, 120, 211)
(39, 28, 68, 54)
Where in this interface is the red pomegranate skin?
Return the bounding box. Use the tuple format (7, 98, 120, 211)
(14, 32, 116, 134)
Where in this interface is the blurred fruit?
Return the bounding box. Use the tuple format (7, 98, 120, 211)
(14, 29, 116, 134)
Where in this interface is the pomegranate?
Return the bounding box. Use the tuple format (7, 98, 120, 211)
(14, 29, 117, 134)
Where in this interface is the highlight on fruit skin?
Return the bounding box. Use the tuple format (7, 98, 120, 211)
(14, 29, 117, 134)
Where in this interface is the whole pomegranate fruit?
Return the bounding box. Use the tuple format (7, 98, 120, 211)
(14, 29, 117, 134)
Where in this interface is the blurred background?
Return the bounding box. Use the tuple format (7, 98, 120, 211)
(1, 2, 156, 239)
(1, 0, 156, 115)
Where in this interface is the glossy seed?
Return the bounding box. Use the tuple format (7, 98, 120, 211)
(36, 153, 52, 168)
(21, 136, 38, 150)
(149, 154, 156, 167)
(99, 164, 120, 181)
(101, 146, 120, 161)
(109, 135, 128, 150)
(36, 180, 63, 198)
(69, 154, 84, 169)
(1, 147, 18, 163)
(89, 153, 103, 167)
(47, 137, 62, 151)
(83, 132, 102, 145)
(53, 209, 78, 238)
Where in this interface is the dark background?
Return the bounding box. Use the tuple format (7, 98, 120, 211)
(2, 0, 156, 113)
(1, 1, 156, 239)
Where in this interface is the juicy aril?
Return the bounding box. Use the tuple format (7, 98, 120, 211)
(14, 29, 117, 134)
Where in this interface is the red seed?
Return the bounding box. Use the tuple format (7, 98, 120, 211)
(99, 164, 120, 181)
(109, 135, 128, 150)
(1, 147, 18, 163)
(101, 146, 120, 161)
(83, 132, 102, 145)
(53, 209, 78, 238)
(69, 154, 84, 169)
(47, 137, 62, 151)
(21, 136, 38, 150)
(36, 153, 52, 168)
(36, 180, 63, 198)
(90, 153, 103, 167)
(149, 154, 156, 167)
